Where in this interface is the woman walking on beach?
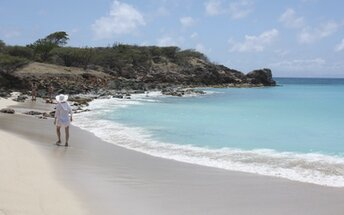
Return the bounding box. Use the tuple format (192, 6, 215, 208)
(54, 94, 73, 147)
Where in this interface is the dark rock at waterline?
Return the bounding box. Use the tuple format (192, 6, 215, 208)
(49, 111, 55, 118)
(112, 94, 124, 99)
(69, 97, 93, 106)
(0, 108, 15, 114)
(43, 112, 52, 118)
(0, 91, 10, 98)
(162, 88, 206, 97)
(162, 89, 184, 97)
(246, 68, 276, 86)
(13, 95, 28, 102)
(24, 110, 43, 116)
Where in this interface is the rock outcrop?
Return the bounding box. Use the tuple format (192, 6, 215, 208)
(1, 60, 276, 96)
(246, 68, 276, 86)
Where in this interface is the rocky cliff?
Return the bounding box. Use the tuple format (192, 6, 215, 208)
(0, 58, 275, 97)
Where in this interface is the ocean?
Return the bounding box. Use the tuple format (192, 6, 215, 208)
(74, 78, 344, 187)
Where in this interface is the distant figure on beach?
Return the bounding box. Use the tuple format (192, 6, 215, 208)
(31, 82, 37, 101)
(47, 83, 54, 103)
(54, 94, 73, 147)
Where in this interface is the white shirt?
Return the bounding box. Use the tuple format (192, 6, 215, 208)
(55, 102, 72, 127)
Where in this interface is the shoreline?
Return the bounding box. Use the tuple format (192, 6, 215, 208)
(74, 91, 344, 187)
(1, 97, 344, 214)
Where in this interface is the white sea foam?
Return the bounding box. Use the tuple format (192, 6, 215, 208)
(203, 89, 223, 95)
(74, 98, 344, 187)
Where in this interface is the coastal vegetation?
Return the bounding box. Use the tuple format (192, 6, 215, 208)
(1, 31, 208, 71)
(0, 31, 275, 95)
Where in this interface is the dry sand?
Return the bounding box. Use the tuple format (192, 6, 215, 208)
(14, 62, 111, 78)
(0, 128, 87, 215)
(1, 99, 344, 215)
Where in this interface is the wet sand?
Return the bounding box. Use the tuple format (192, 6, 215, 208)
(1, 100, 344, 214)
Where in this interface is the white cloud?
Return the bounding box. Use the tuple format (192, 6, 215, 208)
(180, 17, 196, 28)
(228, 0, 253, 19)
(195, 43, 206, 53)
(279, 9, 340, 45)
(269, 58, 326, 70)
(205, 0, 253, 19)
(205, 0, 223, 16)
(229, 29, 279, 52)
(190, 32, 198, 39)
(298, 21, 339, 44)
(335, 38, 344, 51)
(157, 36, 178, 46)
(92, 0, 145, 39)
(279, 8, 305, 29)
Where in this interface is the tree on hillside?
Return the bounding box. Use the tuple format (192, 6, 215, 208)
(28, 39, 56, 61)
(45, 31, 69, 47)
(28, 31, 69, 61)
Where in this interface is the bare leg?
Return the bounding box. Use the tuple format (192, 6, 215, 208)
(65, 126, 69, 147)
(56, 126, 61, 145)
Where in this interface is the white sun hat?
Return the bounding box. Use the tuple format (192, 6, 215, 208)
(55, 94, 68, 103)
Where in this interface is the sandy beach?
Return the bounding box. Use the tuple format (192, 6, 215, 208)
(0, 98, 87, 215)
(1, 99, 344, 215)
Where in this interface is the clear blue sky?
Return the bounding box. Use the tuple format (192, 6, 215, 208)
(1, 0, 344, 77)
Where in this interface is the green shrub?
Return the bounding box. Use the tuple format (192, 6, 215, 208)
(50, 47, 75, 67)
(6, 46, 34, 59)
(0, 54, 29, 73)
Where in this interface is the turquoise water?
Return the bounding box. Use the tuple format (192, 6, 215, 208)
(75, 78, 344, 187)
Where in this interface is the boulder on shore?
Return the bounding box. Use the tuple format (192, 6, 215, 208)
(162, 88, 206, 97)
(13, 95, 28, 102)
(24, 111, 43, 116)
(0, 91, 10, 98)
(0, 108, 15, 114)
